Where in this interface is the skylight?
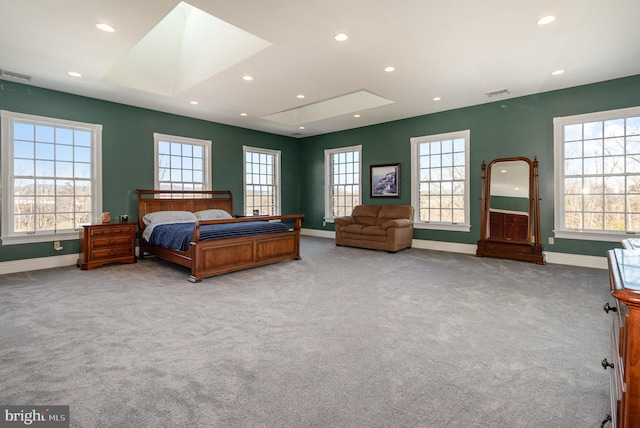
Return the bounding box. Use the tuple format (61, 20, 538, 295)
(262, 90, 395, 126)
(104, 1, 272, 96)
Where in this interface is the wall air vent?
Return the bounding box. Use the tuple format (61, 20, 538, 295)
(486, 88, 510, 98)
(0, 69, 32, 82)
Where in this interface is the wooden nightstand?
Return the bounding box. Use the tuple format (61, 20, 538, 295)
(77, 222, 136, 270)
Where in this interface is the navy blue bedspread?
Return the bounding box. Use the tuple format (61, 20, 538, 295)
(149, 221, 289, 251)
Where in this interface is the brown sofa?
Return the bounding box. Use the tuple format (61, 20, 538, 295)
(334, 205, 415, 252)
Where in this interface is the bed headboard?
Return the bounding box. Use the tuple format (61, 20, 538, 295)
(136, 189, 234, 231)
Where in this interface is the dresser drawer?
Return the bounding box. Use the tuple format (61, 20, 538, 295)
(90, 245, 134, 261)
(92, 235, 133, 248)
(90, 225, 134, 237)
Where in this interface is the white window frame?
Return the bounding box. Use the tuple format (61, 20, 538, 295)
(410, 130, 470, 232)
(1, 110, 103, 245)
(242, 145, 281, 216)
(324, 145, 362, 222)
(153, 133, 212, 191)
(553, 106, 640, 242)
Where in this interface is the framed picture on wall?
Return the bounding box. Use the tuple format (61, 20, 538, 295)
(370, 163, 400, 197)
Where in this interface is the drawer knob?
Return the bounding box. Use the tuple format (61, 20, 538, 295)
(603, 302, 617, 313)
(601, 358, 614, 369)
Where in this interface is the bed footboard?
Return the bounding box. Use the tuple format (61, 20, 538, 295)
(189, 230, 301, 282)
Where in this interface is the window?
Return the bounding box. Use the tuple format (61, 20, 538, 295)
(324, 145, 361, 221)
(410, 130, 470, 231)
(243, 146, 280, 216)
(154, 133, 211, 191)
(1, 111, 102, 245)
(553, 106, 640, 241)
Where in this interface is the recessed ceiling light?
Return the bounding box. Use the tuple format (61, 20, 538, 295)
(242, 75, 254, 81)
(353, 114, 361, 118)
(537, 15, 556, 25)
(334, 32, 349, 42)
(96, 23, 115, 33)
(297, 94, 305, 99)
(433, 96, 442, 101)
(299, 126, 305, 130)
(552, 69, 565, 75)
(190, 100, 199, 105)
(67, 71, 82, 78)
(240, 112, 248, 116)
(384, 66, 396, 73)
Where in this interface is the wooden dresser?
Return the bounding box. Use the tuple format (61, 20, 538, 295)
(604, 243, 640, 427)
(77, 222, 136, 270)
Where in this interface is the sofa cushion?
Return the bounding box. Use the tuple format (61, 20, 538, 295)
(352, 205, 381, 226)
(361, 225, 386, 236)
(377, 205, 414, 225)
(342, 224, 366, 234)
(334, 216, 355, 226)
(381, 218, 414, 230)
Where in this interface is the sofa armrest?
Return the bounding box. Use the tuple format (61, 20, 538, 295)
(334, 216, 356, 226)
(381, 219, 413, 230)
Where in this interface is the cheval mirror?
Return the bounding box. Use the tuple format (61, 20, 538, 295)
(476, 156, 545, 264)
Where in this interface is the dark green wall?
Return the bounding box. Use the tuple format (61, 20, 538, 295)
(0, 82, 300, 262)
(2, 75, 640, 263)
(491, 196, 529, 213)
(300, 74, 640, 257)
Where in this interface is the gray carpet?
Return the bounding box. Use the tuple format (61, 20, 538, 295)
(0, 236, 612, 427)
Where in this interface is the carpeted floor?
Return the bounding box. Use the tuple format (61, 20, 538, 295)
(0, 236, 612, 427)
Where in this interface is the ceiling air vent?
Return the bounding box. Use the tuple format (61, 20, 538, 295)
(486, 88, 510, 98)
(0, 69, 32, 82)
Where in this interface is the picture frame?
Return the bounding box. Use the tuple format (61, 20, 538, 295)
(370, 163, 400, 198)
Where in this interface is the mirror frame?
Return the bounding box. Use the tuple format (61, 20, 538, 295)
(476, 156, 544, 264)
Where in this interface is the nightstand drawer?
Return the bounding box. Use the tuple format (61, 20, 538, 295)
(90, 226, 133, 237)
(92, 235, 132, 248)
(90, 246, 134, 261)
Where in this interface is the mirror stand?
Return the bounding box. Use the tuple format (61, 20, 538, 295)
(476, 156, 545, 264)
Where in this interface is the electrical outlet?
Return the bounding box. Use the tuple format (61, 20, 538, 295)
(548, 237, 554, 245)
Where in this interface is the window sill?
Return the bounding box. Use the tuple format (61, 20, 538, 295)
(553, 229, 632, 243)
(1, 231, 81, 245)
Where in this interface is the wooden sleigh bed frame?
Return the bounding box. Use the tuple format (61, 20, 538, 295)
(137, 189, 304, 282)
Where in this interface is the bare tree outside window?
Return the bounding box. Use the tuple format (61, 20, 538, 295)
(244, 147, 280, 216)
(410, 130, 470, 231)
(557, 112, 640, 235)
(2, 112, 100, 243)
(153, 133, 211, 196)
(324, 146, 361, 220)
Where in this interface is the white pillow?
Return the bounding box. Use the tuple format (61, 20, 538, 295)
(194, 209, 233, 220)
(142, 210, 197, 226)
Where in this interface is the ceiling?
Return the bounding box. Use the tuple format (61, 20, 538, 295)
(1, 0, 638, 138)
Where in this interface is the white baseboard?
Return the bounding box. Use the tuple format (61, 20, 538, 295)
(542, 251, 607, 269)
(301, 228, 335, 239)
(410, 238, 477, 255)
(0, 253, 79, 275)
(0, 233, 608, 275)
(300, 228, 608, 269)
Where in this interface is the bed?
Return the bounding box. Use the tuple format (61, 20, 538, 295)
(136, 189, 304, 282)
